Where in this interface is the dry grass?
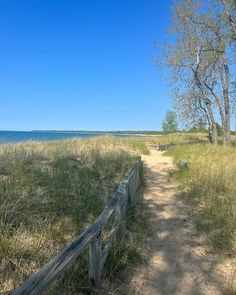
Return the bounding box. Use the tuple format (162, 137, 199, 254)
(166, 143, 236, 293)
(0, 137, 145, 293)
(166, 143, 236, 253)
(0, 134, 204, 293)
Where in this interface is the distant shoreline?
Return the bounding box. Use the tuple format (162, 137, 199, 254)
(0, 130, 160, 145)
(31, 130, 163, 136)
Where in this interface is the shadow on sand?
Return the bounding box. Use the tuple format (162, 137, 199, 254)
(120, 152, 226, 295)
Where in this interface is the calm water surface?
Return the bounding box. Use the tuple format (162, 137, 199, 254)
(0, 131, 133, 145)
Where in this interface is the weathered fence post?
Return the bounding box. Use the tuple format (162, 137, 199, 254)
(128, 173, 134, 206)
(133, 164, 137, 196)
(114, 202, 122, 229)
(136, 162, 139, 189)
(89, 233, 102, 293)
(132, 171, 136, 204)
(116, 183, 128, 231)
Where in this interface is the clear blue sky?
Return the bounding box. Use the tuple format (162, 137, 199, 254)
(0, 0, 173, 131)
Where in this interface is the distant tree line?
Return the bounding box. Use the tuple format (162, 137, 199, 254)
(157, 0, 236, 144)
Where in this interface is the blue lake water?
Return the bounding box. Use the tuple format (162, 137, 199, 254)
(0, 131, 135, 145)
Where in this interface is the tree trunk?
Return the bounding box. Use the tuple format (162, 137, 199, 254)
(204, 82, 226, 144)
(221, 54, 231, 145)
(206, 102, 218, 144)
(193, 66, 218, 144)
(224, 93, 231, 144)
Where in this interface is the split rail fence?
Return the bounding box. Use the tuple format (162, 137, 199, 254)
(12, 157, 142, 295)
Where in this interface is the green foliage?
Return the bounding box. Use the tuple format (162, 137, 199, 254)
(189, 118, 208, 133)
(162, 110, 178, 133)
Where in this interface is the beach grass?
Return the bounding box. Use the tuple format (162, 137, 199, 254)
(0, 133, 205, 293)
(166, 143, 236, 253)
(0, 137, 144, 292)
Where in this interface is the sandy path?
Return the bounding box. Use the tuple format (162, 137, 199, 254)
(120, 150, 230, 295)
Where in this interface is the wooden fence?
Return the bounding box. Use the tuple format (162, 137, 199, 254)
(12, 157, 142, 295)
(149, 141, 203, 151)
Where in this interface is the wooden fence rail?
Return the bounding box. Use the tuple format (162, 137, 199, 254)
(12, 157, 142, 295)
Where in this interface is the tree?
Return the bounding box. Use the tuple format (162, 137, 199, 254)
(174, 84, 218, 142)
(162, 111, 178, 133)
(158, 0, 219, 143)
(156, 0, 235, 144)
(189, 0, 233, 145)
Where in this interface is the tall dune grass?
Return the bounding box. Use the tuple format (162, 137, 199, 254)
(166, 144, 236, 253)
(0, 137, 147, 293)
(0, 134, 205, 292)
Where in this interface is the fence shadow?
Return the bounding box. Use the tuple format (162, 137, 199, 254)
(119, 154, 225, 295)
